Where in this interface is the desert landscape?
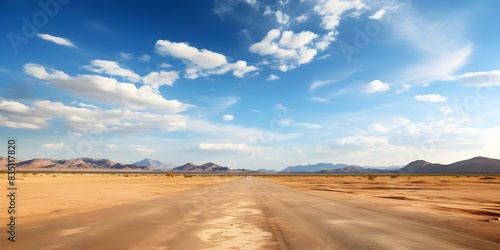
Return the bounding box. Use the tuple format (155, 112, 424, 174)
(0, 173, 498, 249)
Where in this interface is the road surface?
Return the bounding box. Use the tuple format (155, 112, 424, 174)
(2, 177, 498, 249)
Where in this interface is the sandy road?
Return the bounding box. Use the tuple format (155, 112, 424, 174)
(2, 176, 499, 249)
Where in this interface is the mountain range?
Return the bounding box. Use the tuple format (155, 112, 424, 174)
(173, 162, 230, 172)
(398, 156, 500, 174)
(0, 157, 150, 171)
(1, 156, 499, 174)
(132, 158, 173, 170)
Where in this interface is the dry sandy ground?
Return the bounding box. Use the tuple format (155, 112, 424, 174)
(0, 174, 499, 249)
(0, 173, 240, 224)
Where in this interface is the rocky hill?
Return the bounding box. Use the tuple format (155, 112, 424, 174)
(3, 157, 150, 171)
(173, 162, 230, 172)
(398, 156, 500, 174)
(133, 158, 173, 170)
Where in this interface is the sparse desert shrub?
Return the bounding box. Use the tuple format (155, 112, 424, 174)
(184, 175, 193, 178)
(52, 175, 57, 177)
(166, 172, 175, 177)
(480, 176, 497, 180)
(124, 174, 129, 177)
(367, 175, 377, 180)
(390, 175, 398, 179)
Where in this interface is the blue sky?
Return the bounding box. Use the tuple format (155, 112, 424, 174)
(1, 0, 499, 170)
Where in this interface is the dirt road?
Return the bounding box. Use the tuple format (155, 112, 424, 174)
(2, 177, 499, 249)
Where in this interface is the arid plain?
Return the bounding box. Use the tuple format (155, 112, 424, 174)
(0, 173, 499, 249)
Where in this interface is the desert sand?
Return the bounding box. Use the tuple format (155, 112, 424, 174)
(0, 174, 499, 249)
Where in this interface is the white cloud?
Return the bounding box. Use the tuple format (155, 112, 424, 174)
(296, 14, 308, 22)
(249, 29, 318, 71)
(142, 70, 179, 89)
(444, 70, 500, 86)
(313, 0, 368, 30)
(315, 31, 336, 51)
(222, 114, 234, 121)
(67, 132, 82, 137)
(263, 6, 273, 16)
(0, 100, 30, 113)
(393, 117, 410, 126)
(369, 8, 386, 20)
(155, 40, 257, 78)
(159, 63, 172, 68)
(119, 52, 133, 60)
(335, 135, 388, 147)
(139, 54, 151, 62)
(414, 94, 447, 103)
(363, 80, 390, 93)
(267, 74, 280, 80)
(310, 79, 334, 91)
(311, 97, 330, 103)
(371, 123, 390, 132)
(37, 33, 76, 48)
(396, 83, 411, 93)
(84, 59, 141, 83)
(199, 143, 261, 153)
(245, 0, 258, 8)
(275, 10, 290, 25)
(278, 0, 289, 6)
(106, 144, 155, 155)
(42, 142, 64, 148)
(24, 63, 189, 112)
(128, 144, 155, 155)
(0, 99, 188, 133)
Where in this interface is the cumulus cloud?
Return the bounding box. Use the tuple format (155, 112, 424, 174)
(363, 80, 390, 93)
(414, 94, 447, 103)
(0, 99, 188, 133)
(222, 114, 234, 121)
(24, 63, 188, 112)
(267, 74, 280, 80)
(245, 0, 258, 8)
(335, 135, 388, 147)
(84, 60, 141, 83)
(37, 33, 76, 48)
(370, 123, 390, 132)
(42, 142, 65, 148)
(249, 29, 318, 71)
(0, 100, 30, 113)
(444, 70, 500, 86)
(119, 52, 133, 60)
(155, 40, 257, 78)
(142, 70, 179, 89)
(139, 54, 151, 62)
(313, 0, 368, 30)
(296, 14, 308, 22)
(275, 10, 290, 25)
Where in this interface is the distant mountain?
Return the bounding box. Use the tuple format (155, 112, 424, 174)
(318, 166, 388, 174)
(5, 158, 150, 171)
(280, 163, 349, 172)
(257, 169, 276, 173)
(133, 158, 173, 170)
(173, 162, 230, 172)
(399, 156, 500, 174)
